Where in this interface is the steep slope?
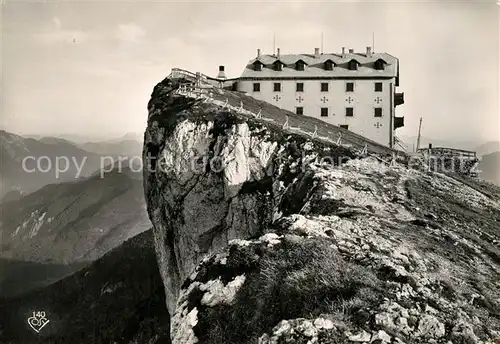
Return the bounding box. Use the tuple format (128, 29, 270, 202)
(478, 151, 500, 186)
(144, 76, 500, 343)
(0, 130, 103, 198)
(0, 258, 88, 298)
(0, 167, 150, 265)
(0, 230, 171, 344)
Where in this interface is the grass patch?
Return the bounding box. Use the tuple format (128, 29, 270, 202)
(193, 237, 384, 344)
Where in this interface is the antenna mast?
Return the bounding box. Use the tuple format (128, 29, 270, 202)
(372, 31, 375, 52)
(273, 34, 276, 55)
(321, 32, 324, 54)
(416, 117, 423, 152)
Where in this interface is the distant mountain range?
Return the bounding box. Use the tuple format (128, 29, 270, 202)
(0, 130, 144, 200)
(475, 141, 500, 157)
(80, 138, 143, 158)
(0, 168, 149, 266)
(478, 151, 500, 186)
(0, 130, 149, 299)
(24, 132, 144, 145)
(0, 230, 170, 344)
(0, 130, 102, 199)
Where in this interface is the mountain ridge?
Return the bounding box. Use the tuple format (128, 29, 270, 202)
(0, 168, 150, 265)
(144, 75, 500, 343)
(0, 130, 103, 199)
(0, 229, 171, 344)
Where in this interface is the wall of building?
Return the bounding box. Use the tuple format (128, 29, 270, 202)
(237, 78, 396, 147)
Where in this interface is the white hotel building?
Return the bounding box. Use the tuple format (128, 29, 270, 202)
(236, 47, 405, 148)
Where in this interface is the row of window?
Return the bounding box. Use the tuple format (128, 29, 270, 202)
(253, 82, 383, 92)
(253, 59, 386, 72)
(296, 107, 383, 118)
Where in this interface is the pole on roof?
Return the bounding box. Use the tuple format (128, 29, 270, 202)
(372, 31, 375, 52)
(273, 34, 276, 56)
(321, 32, 324, 54)
(416, 117, 423, 152)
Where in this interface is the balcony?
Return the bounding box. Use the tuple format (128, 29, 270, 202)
(394, 92, 404, 106)
(394, 116, 404, 129)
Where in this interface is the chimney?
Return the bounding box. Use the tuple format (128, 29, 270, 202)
(341, 47, 346, 58)
(277, 48, 280, 58)
(217, 65, 227, 79)
(257, 48, 261, 58)
(349, 48, 354, 54)
(314, 47, 320, 58)
(366, 46, 372, 57)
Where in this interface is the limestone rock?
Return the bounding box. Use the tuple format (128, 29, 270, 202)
(144, 75, 500, 343)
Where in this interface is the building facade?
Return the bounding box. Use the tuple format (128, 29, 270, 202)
(236, 47, 404, 148)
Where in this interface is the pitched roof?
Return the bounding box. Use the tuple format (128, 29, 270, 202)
(240, 52, 399, 78)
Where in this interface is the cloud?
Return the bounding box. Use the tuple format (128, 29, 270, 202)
(115, 23, 146, 42)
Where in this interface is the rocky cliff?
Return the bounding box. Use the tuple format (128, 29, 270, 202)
(144, 76, 500, 344)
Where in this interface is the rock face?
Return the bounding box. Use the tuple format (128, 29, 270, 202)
(144, 76, 500, 343)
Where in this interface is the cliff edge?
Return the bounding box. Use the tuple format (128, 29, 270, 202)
(144, 75, 500, 344)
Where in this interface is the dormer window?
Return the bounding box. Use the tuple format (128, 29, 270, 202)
(273, 60, 284, 71)
(324, 60, 334, 71)
(348, 59, 360, 71)
(374, 59, 387, 71)
(295, 60, 306, 71)
(252, 60, 264, 71)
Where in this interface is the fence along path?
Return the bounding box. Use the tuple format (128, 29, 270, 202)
(169, 71, 402, 161)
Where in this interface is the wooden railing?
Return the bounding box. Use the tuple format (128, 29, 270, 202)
(170, 80, 408, 162)
(417, 147, 477, 159)
(394, 136, 408, 152)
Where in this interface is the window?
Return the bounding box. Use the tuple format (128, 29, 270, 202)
(374, 108, 382, 117)
(321, 108, 328, 117)
(253, 83, 260, 92)
(375, 82, 383, 92)
(296, 83, 304, 92)
(374, 60, 386, 70)
(254, 63, 262, 71)
(346, 107, 354, 117)
(296, 61, 305, 71)
(348, 60, 359, 71)
(324, 61, 334, 71)
(274, 62, 283, 71)
(346, 82, 354, 92)
(273, 83, 281, 92)
(321, 83, 329, 92)
(296, 107, 304, 115)
(340, 125, 349, 130)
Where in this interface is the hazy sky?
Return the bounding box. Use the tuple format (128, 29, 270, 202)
(1, 0, 499, 143)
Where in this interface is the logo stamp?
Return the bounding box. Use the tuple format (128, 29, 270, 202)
(27, 311, 50, 333)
